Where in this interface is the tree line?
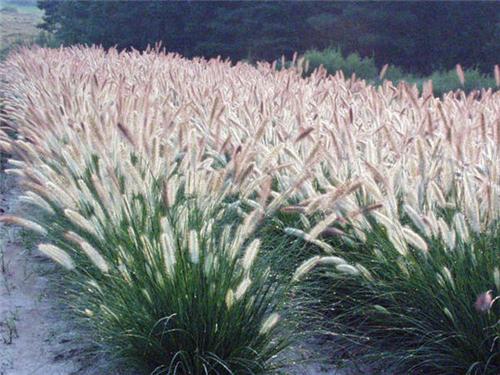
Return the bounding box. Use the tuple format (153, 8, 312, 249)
(37, 1, 499, 75)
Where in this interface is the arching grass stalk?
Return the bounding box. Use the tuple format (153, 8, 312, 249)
(70, 195, 291, 374)
(287, 214, 500, 374)
(0, 149, 298, 374)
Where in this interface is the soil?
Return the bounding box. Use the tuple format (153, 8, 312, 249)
(0, 173, 126, 375)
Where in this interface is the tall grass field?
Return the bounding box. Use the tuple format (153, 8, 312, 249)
(0, 46, 499, 374)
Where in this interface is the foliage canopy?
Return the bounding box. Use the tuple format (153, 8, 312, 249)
(37, 1, 499, 75)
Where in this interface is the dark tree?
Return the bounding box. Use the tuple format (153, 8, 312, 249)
(37, 1, 499, 74)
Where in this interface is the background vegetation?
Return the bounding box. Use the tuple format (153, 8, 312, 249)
(32, 1, 500, 95)
(303, 49, 498, 97)
(0, 0, 54, 59)
(2, 1, 499, 94)
(37, 1, 499, 76)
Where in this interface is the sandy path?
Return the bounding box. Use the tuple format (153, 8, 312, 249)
(0, 173, 82, 375)
(0, 173, 128, 375)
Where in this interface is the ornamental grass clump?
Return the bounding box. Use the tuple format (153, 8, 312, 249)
(1, 135, 291, 373)
(0, 47, 308, 373)
(71, 180, 288, 374)
(0, 46, 499, 373)
(290, 220, 499, 374)
(282, 84, 500, 372)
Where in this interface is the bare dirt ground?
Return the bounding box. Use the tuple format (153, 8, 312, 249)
(0, 173, 78, 374)
(0, 172, 128, 375)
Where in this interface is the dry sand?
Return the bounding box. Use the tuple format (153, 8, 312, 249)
(0, 173, 127, 375)
(0, 173, 80, 374)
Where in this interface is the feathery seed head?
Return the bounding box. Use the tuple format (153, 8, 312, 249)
(38, 243, 75, 270)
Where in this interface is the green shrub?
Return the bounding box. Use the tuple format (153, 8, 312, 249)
(416, 68, 497, 97)
(380, 64, 412, 83)
(303, 48, 378, 80)
(303, 48, 497, 96)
